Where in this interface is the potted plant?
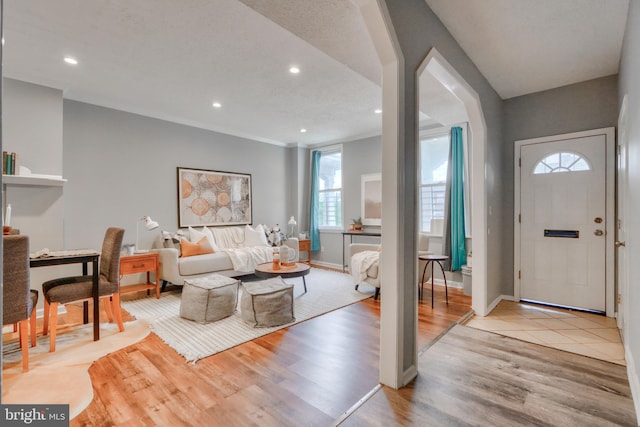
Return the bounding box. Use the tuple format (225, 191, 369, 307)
(351, 217, 363, 231)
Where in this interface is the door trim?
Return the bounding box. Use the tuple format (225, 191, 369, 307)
(514, 127, 616, 317)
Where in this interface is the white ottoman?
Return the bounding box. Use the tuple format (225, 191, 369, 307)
(240, 277, 295, 327)
(180, 275, 240, 324)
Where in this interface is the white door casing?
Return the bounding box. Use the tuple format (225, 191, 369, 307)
(514, 128, 615, 316)
(617, 96, 629, 337)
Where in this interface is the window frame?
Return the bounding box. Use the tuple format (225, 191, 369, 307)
(313, 144, 343, 231)
(418, 124, 471, 238)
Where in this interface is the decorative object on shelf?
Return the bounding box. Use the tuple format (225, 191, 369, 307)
(2, 151, 19, 175)
(3, 204, 12, 235)
(350, 217, 363, 231)
(361, 173, 382, 226)
(177, 167, 252, 227)
(288, 216, 297, 238)
(136, 215, 160, 253)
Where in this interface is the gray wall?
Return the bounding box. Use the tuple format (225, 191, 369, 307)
(618, 0, 640, 410)
(3, 79, 66, 305)
(63, 100, 292, 250)
(384, 0, 506, 308)
(311, 135, 382, 267)
(502, 75, 619, 295)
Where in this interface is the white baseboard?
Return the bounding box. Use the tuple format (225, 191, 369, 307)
(429, 278, 463, 290)
(35, 305, 67, 319)
(311, 260, 343, 271)
(625, 344, 640, 425)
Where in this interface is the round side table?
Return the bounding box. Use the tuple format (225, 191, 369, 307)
(418, 255, 449, 308)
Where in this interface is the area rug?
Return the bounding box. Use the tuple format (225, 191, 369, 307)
(122, 268, 374, 363)
(2, 320, 150, 419)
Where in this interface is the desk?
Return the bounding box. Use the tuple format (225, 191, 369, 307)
(341, 230, 381, 271)
(30, 252, 101, 341)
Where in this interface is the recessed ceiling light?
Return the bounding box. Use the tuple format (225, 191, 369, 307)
(300, 128, 307, 133)
(374, 109, 382, 114)
(64, 56, 78, 65)
(212, 102, 222, 108)
(289, 66, 300, 74)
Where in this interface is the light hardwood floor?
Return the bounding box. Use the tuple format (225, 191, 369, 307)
(68, 281, 471, 426)
(341, 324, 637, 426)
(4, 279, 636, 426)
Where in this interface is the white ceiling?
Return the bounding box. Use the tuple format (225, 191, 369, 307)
(425, 0, 630, 99)
(3, 0, 630, 147)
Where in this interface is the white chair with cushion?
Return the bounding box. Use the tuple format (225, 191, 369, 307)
(349, 233, 432, 300)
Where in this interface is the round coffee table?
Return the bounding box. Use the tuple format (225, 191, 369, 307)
(254, 262, 311, 293)
(418, 255, 449, 307)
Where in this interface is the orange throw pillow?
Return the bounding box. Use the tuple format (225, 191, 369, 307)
(181, 237, 214, 257)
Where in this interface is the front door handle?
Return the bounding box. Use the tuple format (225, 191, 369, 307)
(615, 241, 626, 247)
(594, 230, 604, 236)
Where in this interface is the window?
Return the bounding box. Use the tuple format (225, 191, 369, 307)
(317, 148, 342, 228)
(533, 151, 591, 174)
(419, 126, 471, 236)
(419, 133, 449, 234)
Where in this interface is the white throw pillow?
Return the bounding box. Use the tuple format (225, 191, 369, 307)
(201, 226, 220, 252)
(189, 226, 220, 252)
(244, 224, 269, 247)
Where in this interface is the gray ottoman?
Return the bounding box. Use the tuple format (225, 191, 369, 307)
(240, 277, 295, 327)
(180, 274, 240, 324)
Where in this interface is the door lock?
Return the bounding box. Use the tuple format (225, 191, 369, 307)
(615, 241, 626, 247)
(594, 217, 603, 223)
(594, 230, 604, 236)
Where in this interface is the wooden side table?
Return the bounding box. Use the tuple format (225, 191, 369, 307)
(119, 252, 160, 299)
(298, 239, 311, 265)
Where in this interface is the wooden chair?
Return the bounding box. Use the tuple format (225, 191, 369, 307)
(42, 227, 125, 352)
(3, 235, 38, 372)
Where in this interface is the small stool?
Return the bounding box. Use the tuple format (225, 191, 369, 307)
(180, 275, 240, 324)
(240, 277, 295, 327)
(418, 255, 449, 308)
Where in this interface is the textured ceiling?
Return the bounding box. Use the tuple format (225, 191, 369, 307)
(3, 1, 630, 146)
(4, 0, 384, 146)
(425, 0, 630, 99)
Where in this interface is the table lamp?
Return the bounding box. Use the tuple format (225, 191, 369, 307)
(136, 215, 160, 253)
(288, 216, 297, 238)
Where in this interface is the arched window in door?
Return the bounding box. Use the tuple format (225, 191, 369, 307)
(533, 151, 591, 174)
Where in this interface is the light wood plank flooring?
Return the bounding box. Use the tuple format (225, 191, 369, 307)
(341, 324, 637, 426)
(5, 279, 636, 426)
(68, 283, 470, 426)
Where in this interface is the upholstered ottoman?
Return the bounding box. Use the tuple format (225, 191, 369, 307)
(240, 277, 295, 327)
(180, 274, 239, 324)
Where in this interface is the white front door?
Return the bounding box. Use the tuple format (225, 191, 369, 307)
(519, 134, 607, 312)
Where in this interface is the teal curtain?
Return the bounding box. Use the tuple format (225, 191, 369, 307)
(449, 126, 467, 270)
(309, 150, 322, 251)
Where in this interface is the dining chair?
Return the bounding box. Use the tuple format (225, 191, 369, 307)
(42, 227, 125, 352)
(3, 234, 38, 372)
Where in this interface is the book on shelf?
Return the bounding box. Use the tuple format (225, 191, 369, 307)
(2, 151, 19, 175)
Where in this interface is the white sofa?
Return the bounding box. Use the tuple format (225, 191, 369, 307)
(153, 225, 299, 289)
(349, 233, 432, 300)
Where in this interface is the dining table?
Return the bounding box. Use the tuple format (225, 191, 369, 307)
(30, 250, 101, 341)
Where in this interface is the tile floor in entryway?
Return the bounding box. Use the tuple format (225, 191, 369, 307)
(463, 300, 626, 365)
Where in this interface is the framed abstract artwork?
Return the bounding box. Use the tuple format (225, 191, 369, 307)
(177, 167, 252, 227)
(361, 173, 382, 226)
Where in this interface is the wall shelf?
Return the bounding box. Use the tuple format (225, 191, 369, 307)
(3, 174, 67, 187)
